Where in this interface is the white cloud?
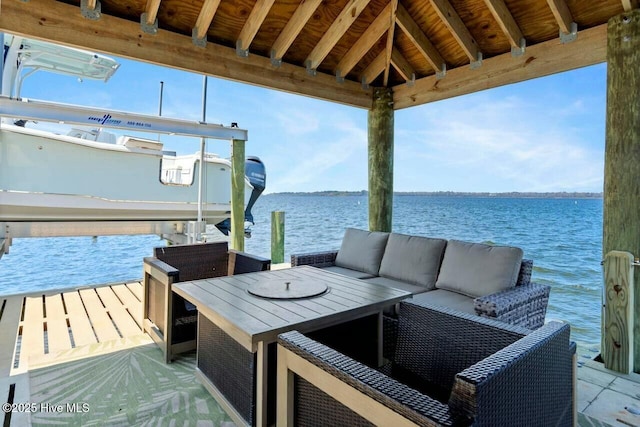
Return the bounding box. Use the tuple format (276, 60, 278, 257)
(273, 110, 320, 135)
(395, 92, 604, 192)
(265, 114, 367, 192)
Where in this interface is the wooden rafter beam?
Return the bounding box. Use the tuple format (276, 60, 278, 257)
(335, 3, 392, 79)
(483, 0, 524, 50)
(0, 0, 372, 108)
(383, 0, 398, 86)
(391, 48, 414, 82)
(361, 51, 386, 85)
(393, 23, 607, 109)
(546, 0, 574, 34)
(429, 0, 480, 62)
(305, 0, 372, 71)
(270, 0, 322, 63)
(396, 3, 445, 74)
(194, 0, 222, 41)
(237, 0, 276, 54)
(621, 0, 639, 12)
(144, 0, 162, 26)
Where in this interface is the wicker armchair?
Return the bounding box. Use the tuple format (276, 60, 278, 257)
(292, 250, 549, 330)
(277, 301, 575, 427)
(143, 241, 270, 363)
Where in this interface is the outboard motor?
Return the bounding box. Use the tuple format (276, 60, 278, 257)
(215, 156, 266, 236)
(244, 156, 266, 225)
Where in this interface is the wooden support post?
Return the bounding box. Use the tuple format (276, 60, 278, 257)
(602, 251, 635, 373)
(603, 9, 640, 373)
(368, 88, 394, 232)
(231, 139, 245, 251)
(271, 211, 285, 264)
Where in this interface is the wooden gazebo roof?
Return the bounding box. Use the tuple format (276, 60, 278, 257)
(0, 0, 633, 109)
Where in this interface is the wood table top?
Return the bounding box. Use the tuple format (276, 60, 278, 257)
(173, 266, 411, 351)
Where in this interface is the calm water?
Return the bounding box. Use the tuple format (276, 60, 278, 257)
(0, 194, 603, 349)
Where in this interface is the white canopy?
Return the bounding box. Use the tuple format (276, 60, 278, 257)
(2, 35, 120, 97)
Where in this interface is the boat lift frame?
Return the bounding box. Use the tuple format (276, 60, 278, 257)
(0, 96, 248, 258)
(0, 96, 247, 140)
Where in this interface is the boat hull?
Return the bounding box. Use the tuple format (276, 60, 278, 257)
(0, 191, 233, 223)
(0, 125, 252, 224)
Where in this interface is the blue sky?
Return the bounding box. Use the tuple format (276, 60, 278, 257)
(20, 50, 606, 194)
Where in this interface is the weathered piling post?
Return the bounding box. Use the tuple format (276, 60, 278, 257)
(368, 88, 394, 233)
(603, 9, 640, 374)
(602, 251, 635, 373)
(271, 211, 285, 264)
(231, 138, 245, 251)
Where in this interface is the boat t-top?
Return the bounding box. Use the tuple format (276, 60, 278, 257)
(0, 35, 265, 253)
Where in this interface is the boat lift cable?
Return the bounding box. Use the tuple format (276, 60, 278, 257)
(157, 80, 163, 143)
(0, 34, 4, 95)
(197, 76, 207, 238)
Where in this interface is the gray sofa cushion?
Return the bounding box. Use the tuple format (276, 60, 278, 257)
(435, 240, 523, 298)
(378, 233, 447, 290)
(363, 276, 428, 295)
(411, 289, 476, 315)
(335, 228, 389, 276)
(323, 266, 376, 279)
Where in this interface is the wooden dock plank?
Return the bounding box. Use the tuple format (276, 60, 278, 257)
(21, 296, 44, 368)
(78, 289, 120, 342)
(95, 287, 141, 337)
(44, 294, 72, 353)
(111, 284, 142, 327)
(0, 297, 23, 377)
(62, 291, 97, 347)
(126, 281, 143, 302)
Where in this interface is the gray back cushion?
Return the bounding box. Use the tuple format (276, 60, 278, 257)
(335, 228, 389, 275)
(378, 233, 447, 290)
(435, 240, 523, 298)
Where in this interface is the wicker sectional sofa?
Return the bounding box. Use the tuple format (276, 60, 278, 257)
(277, 301, 575, 426)
(291, 228, 550, 330)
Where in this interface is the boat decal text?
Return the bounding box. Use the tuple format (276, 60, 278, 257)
(87, 114, 122, 126)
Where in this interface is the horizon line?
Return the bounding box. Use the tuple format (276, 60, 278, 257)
(264, 190, 603, 198)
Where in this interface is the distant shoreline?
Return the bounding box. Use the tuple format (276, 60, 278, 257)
(266, 190, 603, 199)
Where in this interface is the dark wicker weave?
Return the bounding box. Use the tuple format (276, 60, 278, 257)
(154, 241, 230, 280)
(278, 301, 575, 427)
(291, 250, 549, 330)
(198, 314, 256, 426)
(143, 241, 271, 363)
(154, 242, 229, 344)
(290, 250, 338, 268)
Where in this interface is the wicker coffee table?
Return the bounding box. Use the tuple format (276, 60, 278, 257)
(172, 265, 411, 427)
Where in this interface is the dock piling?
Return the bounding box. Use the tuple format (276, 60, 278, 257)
(231, 138, 246, 251)
(603, 9, 640, 373)
(271, 211, 285, 264)
(368, 88, 394, 233)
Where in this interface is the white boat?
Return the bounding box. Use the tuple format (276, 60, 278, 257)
(0, 36, 265, 237)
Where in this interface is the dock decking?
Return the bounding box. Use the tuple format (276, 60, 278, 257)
(1, 281, 639, 426)
(0, 282, 144, 377)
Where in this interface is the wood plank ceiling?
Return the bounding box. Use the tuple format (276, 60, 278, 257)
(0, 0, 632, 109)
